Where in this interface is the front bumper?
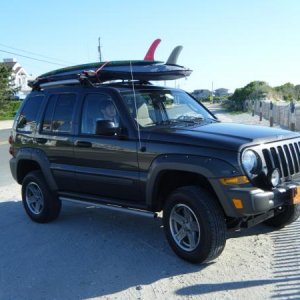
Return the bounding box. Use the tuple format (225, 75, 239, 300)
(227, 181, 300, 216)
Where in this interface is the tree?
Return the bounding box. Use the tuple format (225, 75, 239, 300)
(274, 82, 296, 101)
(228, 81, 271, 110)
(295, 85, 300, 101)
(0, 64, 15, 109)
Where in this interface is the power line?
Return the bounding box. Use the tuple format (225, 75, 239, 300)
(0, 42, 74, 65)
(0, 49, 67, 67)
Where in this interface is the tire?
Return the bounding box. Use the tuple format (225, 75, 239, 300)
(22, 170, 61, 223)
(163, 186, 226, 264)
(263, 204, 300, 228)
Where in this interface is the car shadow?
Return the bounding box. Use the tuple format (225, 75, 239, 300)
(0, 200, 208, 299)
(175, 276, 300, 297)
(227, 223, 276, 239)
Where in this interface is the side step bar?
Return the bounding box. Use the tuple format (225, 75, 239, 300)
(60, 197, 158, 218)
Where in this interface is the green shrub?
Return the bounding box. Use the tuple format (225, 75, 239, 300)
(0, 100, 21, 120)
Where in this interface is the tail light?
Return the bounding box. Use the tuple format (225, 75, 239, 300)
(8, 135, 15, 156)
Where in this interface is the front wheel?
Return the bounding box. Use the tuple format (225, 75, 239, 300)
(263, 204, 300, 228)
(22, 170, 61, 223)
(163, 186, 226, 264)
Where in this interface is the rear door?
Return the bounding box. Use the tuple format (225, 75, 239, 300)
(36, 91, 78, 192)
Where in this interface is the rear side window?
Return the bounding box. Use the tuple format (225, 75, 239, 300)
(16, 95, 44, 132)
(41, 94, 76, 134)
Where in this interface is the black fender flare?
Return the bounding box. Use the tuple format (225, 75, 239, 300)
(15, 148, 58, 192)
(145, 154, 241, 213)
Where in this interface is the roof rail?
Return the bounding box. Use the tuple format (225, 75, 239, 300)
(39, 79, 80, 89)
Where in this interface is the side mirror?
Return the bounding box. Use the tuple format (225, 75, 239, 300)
(96, 120, 119, 136)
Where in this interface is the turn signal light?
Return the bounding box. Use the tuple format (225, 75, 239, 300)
(232, 199, 243, 209)
(220, 176, 249, 185)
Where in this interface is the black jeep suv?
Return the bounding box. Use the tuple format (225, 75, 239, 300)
(9, 81, 300, 263)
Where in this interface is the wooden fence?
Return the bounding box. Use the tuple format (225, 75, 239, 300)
(244, 100, 300, 131)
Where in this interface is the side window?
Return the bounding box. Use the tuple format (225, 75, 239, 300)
(81, 93, 119, 135)
(17, 95, 44, 132)
(41, 94, 76, 134)
(42, 95, 57, 132)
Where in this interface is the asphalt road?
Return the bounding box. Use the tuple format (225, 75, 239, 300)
(0, 129, 14, 186)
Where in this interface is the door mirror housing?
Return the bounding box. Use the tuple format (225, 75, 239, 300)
(96, 120, 119, 136)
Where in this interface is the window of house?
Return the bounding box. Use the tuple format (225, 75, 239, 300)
(41, 94, 76, 134)
(16, 95, 44, 132)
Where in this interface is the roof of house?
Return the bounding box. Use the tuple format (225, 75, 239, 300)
(1, 59, 28, 76)
(1, 61, 17, 69)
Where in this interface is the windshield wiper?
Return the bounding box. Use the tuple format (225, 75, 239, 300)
(173, 116, 204, 124)
(153, 116, 208, 126)
(153, 118, 201, 126)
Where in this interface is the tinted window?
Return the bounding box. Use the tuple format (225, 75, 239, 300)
(42, 95, 57, 132)
(17, 95, 44, 132)
(81, 93, 119, 134)
(41, 94, 76, 134)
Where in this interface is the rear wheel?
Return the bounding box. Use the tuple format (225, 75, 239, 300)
(263, 204, 300, 228)
(22, 171, 61, 223)
(163, 186, 226, 264)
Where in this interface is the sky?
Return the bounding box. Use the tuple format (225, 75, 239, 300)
(1, 0, 300, 93)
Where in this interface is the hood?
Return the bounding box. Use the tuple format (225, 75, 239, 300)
(146, 122, 299, 151)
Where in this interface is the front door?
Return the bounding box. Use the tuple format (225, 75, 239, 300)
(73, 92, 140, 202)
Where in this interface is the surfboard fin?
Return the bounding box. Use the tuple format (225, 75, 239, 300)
(166, 45, 183, 65)
(144, 38, 161, 61)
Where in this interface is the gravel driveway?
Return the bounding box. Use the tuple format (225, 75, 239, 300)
(0, 108, 299, 300)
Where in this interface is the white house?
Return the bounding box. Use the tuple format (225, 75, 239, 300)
(192, 89, 212, 99)
(2, 58, 33, 99)
(214, 88, 230, 97)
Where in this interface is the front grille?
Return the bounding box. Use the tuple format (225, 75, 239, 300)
(262, 140, 300, 180)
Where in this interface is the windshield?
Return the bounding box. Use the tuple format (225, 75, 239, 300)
(121, 89, 216, 127)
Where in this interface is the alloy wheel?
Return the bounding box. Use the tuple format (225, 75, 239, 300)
(169, 203, 200, 252)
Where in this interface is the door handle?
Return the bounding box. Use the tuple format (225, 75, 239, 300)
(36, 138, 47, 144)
(75, 141, 92, 148)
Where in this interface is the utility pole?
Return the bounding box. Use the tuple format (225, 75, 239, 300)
(98, 37, 102, 62)
(211, 81, 214, 103)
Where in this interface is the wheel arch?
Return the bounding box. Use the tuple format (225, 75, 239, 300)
(15, 148, 58, 192)
(17, 159, 41, 183)
(152, 169, 219, 211)
(145, 154, 236, 212)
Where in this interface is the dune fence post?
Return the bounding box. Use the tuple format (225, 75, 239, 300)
(259, 101, 262, 121)
(269, 101, 273, 127)
(290, 102, 295, 131)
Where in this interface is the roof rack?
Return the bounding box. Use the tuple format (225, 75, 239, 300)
(29, 77, 154, 91)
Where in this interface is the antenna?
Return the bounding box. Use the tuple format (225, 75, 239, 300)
(129, 61, 142, 151)
(98, 37, 102, 62)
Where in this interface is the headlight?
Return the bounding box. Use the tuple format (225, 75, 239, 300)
(241, 150, 261, 175)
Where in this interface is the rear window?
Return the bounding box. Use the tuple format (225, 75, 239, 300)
(16, 95, 44, 132)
